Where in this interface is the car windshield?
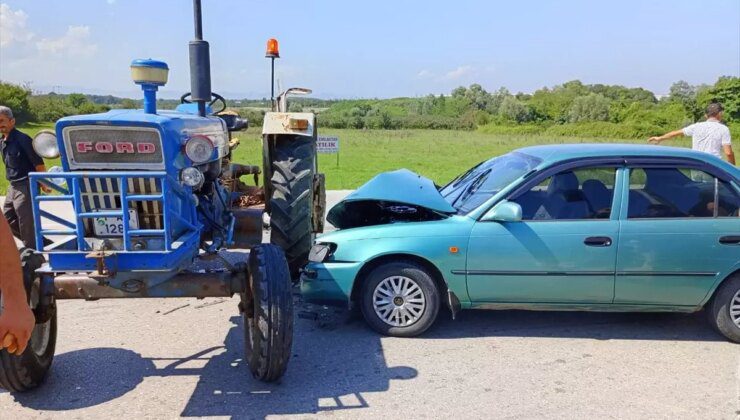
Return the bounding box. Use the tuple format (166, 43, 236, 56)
(440, 152, 541, 214)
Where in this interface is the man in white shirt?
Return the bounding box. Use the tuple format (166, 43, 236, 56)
(649, 102, 735, 165)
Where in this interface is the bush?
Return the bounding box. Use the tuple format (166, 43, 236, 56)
(498, 96, 532, 123)
(0, 82, 34, 123)
(317, 113, 349, 129)
(235, 108, 265, 127)
(568, 93, 610, 122)
(544, 121, 664, 139)
(697, 77, 740, 122)
(399, 115, 475, 130)
(728, 122, 740, 140)
(28, 95, 76, 122)
(478, 123, 548, 135)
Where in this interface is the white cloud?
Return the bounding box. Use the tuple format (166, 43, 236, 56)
(106, 0, 116, 4)
(443, 65, 474, 80)
(0, 4, 34, 48)
(36, 25, 97, 56)
(416, 69, 433, 78)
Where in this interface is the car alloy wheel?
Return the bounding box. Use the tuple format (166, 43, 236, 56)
(730, 289, 740, 328)
(372, 275, 426, 327)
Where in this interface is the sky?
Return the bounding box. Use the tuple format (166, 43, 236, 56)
(0, 0, 739, 99)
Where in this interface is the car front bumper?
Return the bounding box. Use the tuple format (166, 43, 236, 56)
(300, 261, 364, 307)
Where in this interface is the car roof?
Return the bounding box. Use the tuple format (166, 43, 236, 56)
(517, 143, 739, 177)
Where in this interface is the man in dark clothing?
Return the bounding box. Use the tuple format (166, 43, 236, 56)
(0, 106, 50, 249)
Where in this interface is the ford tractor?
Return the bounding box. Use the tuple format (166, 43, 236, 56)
(0, 0, 325, 391)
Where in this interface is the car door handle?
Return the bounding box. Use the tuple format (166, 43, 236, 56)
(719, 236, 740, 245)
(584, 236, 612, 247)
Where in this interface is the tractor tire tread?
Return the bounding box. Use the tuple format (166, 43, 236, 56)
(244, 244, 293, 382)
(268, 136, 315, 277)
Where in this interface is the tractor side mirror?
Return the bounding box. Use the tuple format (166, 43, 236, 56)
(219, 114, 248, 132)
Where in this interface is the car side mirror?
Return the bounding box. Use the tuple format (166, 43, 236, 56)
(482, 200, 523, 222)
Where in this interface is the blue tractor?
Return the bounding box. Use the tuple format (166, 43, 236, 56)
(0, 1, 325, 391)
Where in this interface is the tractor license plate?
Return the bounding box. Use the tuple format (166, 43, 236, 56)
(94, 210, 139, 236)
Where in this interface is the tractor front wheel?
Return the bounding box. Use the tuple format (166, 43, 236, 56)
(241, 244, 293, 382)
(0, 248, 57, 392)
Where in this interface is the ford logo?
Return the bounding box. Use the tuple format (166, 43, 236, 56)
(76, 141, 157, 154)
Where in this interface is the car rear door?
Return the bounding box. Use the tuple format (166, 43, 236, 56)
(615, 162, 740, 306)
(466, 163, 624, 303)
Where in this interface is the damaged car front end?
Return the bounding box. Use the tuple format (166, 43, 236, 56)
(301, 169, 466, 308)
(300, 153, 541, 336)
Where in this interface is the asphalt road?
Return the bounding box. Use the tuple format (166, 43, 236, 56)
(1, 191, 739, 419)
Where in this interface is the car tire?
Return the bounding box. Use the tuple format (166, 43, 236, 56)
(242, 244, 293, 382)
(707, 272, 740, 343)
(0, 248, 57, 392)
(360, 261, 440, 337)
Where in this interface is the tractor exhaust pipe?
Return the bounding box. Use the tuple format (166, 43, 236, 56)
(189, 0, 211, 117)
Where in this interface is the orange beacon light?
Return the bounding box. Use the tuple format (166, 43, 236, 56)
(266, 38, 280, 58)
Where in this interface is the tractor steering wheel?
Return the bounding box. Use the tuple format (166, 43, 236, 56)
(180, 92, 227, 114)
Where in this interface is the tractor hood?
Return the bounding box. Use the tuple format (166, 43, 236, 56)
(326, 169, 456, 229)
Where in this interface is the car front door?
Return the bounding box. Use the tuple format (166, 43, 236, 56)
(466, 164, 623, 303)
(615, 164, 740, 306)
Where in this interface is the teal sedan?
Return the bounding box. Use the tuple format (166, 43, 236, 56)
(301, 144, 740, 339)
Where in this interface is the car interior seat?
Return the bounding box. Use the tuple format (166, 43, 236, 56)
(643, 168, 697, 214)
(582, 179, 612, 217)
(544, 171, 592, 219)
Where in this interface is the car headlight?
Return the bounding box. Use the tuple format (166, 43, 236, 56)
(309, 242, 336, 262)
(184, 135, 215, 164)
(32, 130, 59, 159)
(181, 166, 205, 188)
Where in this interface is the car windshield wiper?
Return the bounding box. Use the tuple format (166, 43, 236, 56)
(440, 160, 485, 192)
(451, 169, 491, 208)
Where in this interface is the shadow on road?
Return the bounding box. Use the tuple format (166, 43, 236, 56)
(429, 308, 724, 342)
(424, 310, 725, 341)
(178, 313, 416, 418)
(7, 309, 417, 417)
(9, 347, 156, 410)
(6, 305, 722, 417)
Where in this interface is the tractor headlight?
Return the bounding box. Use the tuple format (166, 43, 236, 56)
(181, 167, 205, 188)
(47, 166, 66, 187)
(308, 242, 336, 263)
(32, 130, 59, 159)
(184, 135, 215, 164)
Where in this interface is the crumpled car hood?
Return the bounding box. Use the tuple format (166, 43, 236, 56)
(327, 169, 456, 229)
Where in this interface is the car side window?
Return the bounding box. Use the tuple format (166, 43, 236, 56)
(511, 167, 617, 220)
(627, 168, 740, 218)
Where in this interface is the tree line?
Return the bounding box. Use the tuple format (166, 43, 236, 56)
(1, 77, 737, 140)
(318, 77, 739, 138)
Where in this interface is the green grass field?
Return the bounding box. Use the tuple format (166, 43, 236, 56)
(1, 124, 737, 194)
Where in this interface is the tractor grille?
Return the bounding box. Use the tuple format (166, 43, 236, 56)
(80, 176, 163, 234)
(63, 126, 164, 170)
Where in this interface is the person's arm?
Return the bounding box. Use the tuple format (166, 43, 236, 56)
(723, 145, 735, 165)
(648, 129, 685, 144)
(0, 215, 35, 355)
(35, 164, 50, 192)
(21, 137, 51, 193)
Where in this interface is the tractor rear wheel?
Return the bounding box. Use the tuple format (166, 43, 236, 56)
(242, 244, 293, 382)
(0, 248, 57, 392)
(266, 135, 315, 278)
